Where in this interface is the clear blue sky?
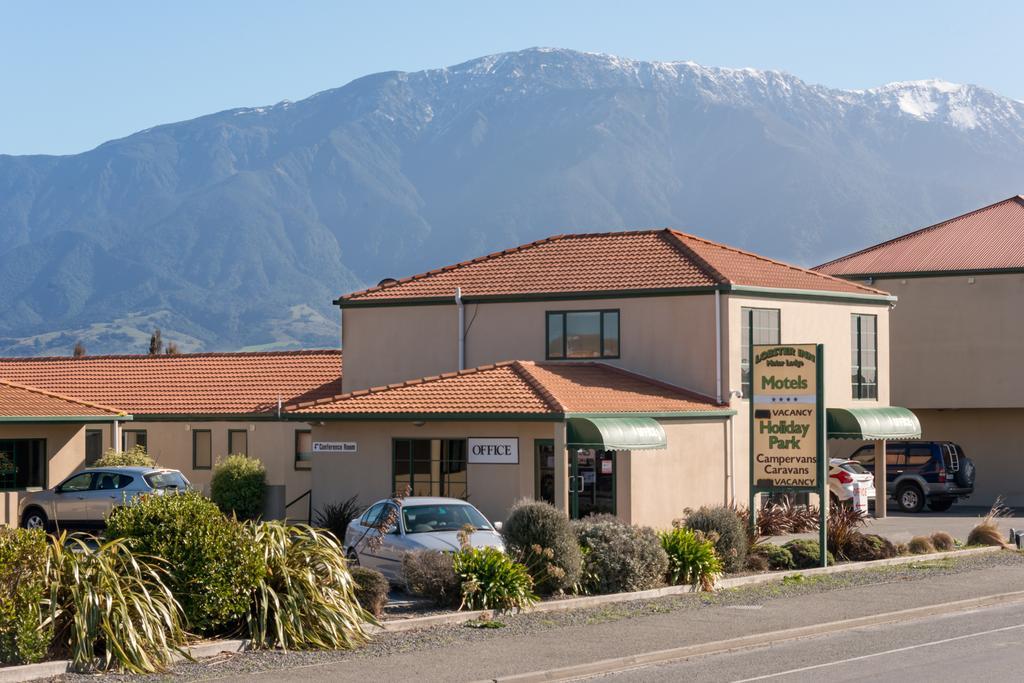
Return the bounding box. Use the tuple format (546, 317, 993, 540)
(3, 1, 1021, 155)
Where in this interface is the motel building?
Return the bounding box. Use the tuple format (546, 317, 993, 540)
(817, 195, 1024, 507)
(0, 351, 342, 526)
(293, 229, 922, 528)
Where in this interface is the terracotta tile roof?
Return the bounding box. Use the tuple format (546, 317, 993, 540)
(0, 380, 125, 419)
(339, 229, 886, 304)
(816, 196, 1024, 276)
(0, 350, 342, 416)
(289, 360, 724, 416)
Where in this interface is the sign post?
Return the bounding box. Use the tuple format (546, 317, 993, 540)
(750, 343, 828, 567)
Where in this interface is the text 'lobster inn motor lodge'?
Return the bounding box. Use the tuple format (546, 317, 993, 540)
(1, 225, 956, 527)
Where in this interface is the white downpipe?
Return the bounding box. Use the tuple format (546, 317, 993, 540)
(455, 287, 465, 371)
(728, 414, 736, 504)
(715, 289, 722, 404)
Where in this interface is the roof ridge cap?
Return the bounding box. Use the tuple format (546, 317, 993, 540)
(815, 195, 1024, 272)
(671, 229, 887, 295)
(0, 349, 342, 362)
(0, 378, 127, 415)
(511, 361, 565, 413)
(661, 230, 730, 284)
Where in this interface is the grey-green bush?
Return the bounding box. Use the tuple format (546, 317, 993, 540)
(574, 516, 668, 594)
(403, 549, 461, 607)
(210, 454, 266, 520)
(783, 539, 834, 569)
(750, 542, 794, 570)
(501, 499, 582, 594)
(105, 490, 266, 634)
(684, 505, 750, 573)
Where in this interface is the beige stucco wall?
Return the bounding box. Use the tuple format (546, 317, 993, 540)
(724, 295, 892, 510)
(0, 422, 87, 527)
(873, 273, 1024, 410)
(341, 295, 719, 396)
(621, 418, 731, 529)
(91, 420, 313, 517)
(913, 408, 1024, 507)
(309, 420, 560, 526)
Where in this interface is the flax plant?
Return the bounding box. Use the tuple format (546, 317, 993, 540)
(44, 533, 187, 674)
(246, 522, 372, 650)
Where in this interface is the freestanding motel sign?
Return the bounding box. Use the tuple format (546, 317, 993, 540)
(750, 343, 828, 566)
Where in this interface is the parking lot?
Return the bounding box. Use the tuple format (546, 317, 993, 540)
(774, 504, 1022, 546)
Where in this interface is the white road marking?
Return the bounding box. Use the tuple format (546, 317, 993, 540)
(730, 622, 1024, 682)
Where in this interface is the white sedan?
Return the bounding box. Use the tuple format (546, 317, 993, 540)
(344, 496, 504, 583)
(829, 458, 876, 508)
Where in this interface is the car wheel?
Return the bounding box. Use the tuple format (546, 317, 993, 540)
(896, 484, 925, 513)
(927, 499, 955, 512)
(21, 508, 48, 531)
(346, 548, 360, 566)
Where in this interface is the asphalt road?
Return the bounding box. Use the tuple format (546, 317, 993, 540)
(590, 599, 1024, 682)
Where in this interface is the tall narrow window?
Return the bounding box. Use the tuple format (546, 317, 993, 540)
(851, 314, 878, 399)
(546, 310, 620, 359)
(294, 430, 312, 470)
(741, 307, 781, 397)
(228, 429, 248, 456)
(85, 429, 103, 466)
(122, 430, 147, 452)
(192, 430, 212, 470)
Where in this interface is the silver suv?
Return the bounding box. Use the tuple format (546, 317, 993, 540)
(19, 466, 190, 531)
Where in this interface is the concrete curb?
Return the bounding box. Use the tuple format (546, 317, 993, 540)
(0, 639, 249, 683)
(484, 588, 1024, 682)
(379, 545, 1004, 631)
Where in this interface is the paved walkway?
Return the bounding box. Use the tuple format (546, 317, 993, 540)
(225, 555, 1024, 682)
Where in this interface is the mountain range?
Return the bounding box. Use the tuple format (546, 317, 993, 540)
(2, 47, 1023, 355)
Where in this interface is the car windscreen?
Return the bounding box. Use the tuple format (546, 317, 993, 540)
(840, 461, 870, 475)
(144, 471, 189, 490)
(402, 504, 491, 534)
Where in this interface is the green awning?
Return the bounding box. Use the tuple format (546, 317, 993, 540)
(827, 407, 921, 440)
(566, 417, 667, 450)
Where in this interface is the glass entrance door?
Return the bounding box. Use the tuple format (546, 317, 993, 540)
(570, 448, 615, 519)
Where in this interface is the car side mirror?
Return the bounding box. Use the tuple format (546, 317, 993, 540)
(494, 521, 503, 532)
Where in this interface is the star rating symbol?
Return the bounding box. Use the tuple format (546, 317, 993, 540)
(770, 396, 800, 403)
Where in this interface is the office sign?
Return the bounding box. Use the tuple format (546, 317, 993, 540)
(468, 437, 519, 464)
(751, 344, 821, 489)
(312, 441, 357, 453)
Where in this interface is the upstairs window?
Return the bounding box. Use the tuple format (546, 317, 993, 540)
(851, 313, 878, 400)
(546, 310, 620, 359)
(741, 307, 781, 397)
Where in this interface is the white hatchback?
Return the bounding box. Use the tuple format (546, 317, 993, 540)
(829, 458, 876, 507)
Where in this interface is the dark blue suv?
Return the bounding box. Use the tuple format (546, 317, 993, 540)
(850, 441, 976, 513)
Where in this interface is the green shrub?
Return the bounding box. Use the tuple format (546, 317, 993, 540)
(844, 533, 897, 561)
(314, 495, 362, 541)
(783, 539, 834, 569)
(246, 523, 371, 649)
(105, 490, 266, 634)
(403, 550, 461, 606)
(93, 445, 155, 468)
(501, 499, 582, 594)
(574, 517, 669, 594)
(0, 528, 50, 665)
(750, 542, 794, 570)
(47, 533, 186, 673)
(659, 527, 722, 590)
(908, 535, 936, 554)
(453, 546, 537, 612)
(684, 506, 749, 573)
(931, 531, 956, 552)
(210, 453, 266, 520)
(351, 567, 390, 619)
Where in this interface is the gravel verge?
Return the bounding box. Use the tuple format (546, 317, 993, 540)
(43, 550, 1024, 682)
